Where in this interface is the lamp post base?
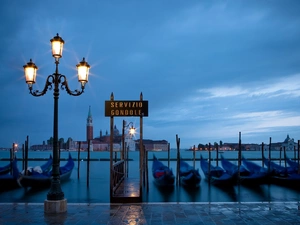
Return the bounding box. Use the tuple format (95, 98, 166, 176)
(44, 199, 67, 214)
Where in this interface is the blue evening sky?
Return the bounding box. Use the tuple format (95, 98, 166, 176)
(0, 1, 299, 149)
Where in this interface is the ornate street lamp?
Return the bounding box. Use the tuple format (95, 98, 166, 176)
(122, 120, 135, 176)
(122, 120, 135, 157)
(23, 34, 90, 204)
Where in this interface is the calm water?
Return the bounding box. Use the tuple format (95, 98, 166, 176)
(0, 150, 299, 203)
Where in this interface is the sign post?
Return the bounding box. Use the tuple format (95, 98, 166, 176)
(105, 92, 148, 202)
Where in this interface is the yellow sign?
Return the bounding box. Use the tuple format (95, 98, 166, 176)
(105, 101, 148, 117)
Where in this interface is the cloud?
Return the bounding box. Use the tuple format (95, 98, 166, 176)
(196, 86, 248, 99)
(196, 73, 300, 99)
(232, 111, 300, 128)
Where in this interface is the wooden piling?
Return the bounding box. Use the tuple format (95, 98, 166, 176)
(298, 140, 300, 174)
(261, 142, 264, 167)
(238, 132, 241, 179)
(87, 140, 90, 187)
(139, 92, 144, 197)
(284, 146, 286, 168)
(216, 143, 219, 167)
(77, 141, 81, 179)
(10, 144, 13, 175)
(279, 147, 282, 166)
(176, 134, 180, 186)
(268, 137, 271, 173)
(11, 143, 15, 160)
(145, 147, 149, 192)
(109, 93, 114, 200)
(143, 145, 146, 187)
(25, 136, 29, 176)
(193, 145, 196, 168)
(22, 144, 25, 171)
(168, 143, 170, 168)
(261, 142, 265, 168)
(208, 142, 211, 178)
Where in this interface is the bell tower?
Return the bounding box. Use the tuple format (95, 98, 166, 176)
(86, 106, 93, 141)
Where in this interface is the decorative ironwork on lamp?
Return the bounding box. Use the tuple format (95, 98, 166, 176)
(23, 33, 90, 201)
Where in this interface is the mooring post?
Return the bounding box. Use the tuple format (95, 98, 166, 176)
(25, 136, 29, 176)
(77, 141, 81, 179)
(193, 145, 196, 168)
(139, 92, 144, 199)
(279, 147, 282, 166)
(284, 146, 286, 168)
(145, 146, 149, 192)
(298, 140, 300, 174)
(87, 139, 90, 187)
(110, 92, 114, 200)
(268, 137, 271, 174)
(10, 144, 13, 175)
(208, 142, 211, 179)
(143, 145, 146, 187)
(176, 134, 180, 186)
(22, 143, 25, 171)
(216, 144, 219, 167)
(261, 142, 264, 167)
(238, 132, 241, 179)
(168, 143, 170, 168)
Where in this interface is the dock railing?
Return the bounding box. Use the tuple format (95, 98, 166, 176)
(112, 160, 125, 193)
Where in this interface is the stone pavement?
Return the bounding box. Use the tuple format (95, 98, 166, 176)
(0, 202, 300, 225)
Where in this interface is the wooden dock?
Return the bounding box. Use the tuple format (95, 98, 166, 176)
(111, 178, 142, 203)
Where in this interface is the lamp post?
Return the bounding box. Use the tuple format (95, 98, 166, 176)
(122, 120, 135, 157)
(23, 34, 90, 212)
(122, 120, 135, 176)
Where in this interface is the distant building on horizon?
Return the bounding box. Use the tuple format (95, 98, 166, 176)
(189, 134, 297, 151)
(30, 106, 170, 151)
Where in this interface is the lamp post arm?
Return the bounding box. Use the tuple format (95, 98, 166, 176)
(29, 75, 54, 97)
(125, 122, 134, 128)
(59, 74, 85, 96)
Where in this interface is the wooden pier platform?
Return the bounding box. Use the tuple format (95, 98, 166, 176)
(111, 178, 142, 203)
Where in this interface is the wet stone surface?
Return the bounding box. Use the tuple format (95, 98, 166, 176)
(0, 202, 300, 224)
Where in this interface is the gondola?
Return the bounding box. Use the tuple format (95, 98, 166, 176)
(19, 153, 74, 188)
(20, 154, 53, 176)
(0, 157, 20, 191)
(200, 155, 234, 186)
(263, 156, 295, 176)
(221, 155, 267, 185)
(263, 157, 300, 186)
(0, 161, 12, 175)
(285, 155, 299, 171)
(179, 159, 201, 187)
(152, 154, 175, 187)
(241, 157, 267, 174)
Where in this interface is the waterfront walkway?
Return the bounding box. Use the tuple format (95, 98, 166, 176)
(0, 202, 299, 224)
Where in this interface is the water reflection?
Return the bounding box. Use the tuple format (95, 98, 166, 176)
(238, 184, 268, 201)
(1, 150, 300, 204)
(211, 186, 238, 202)
(181, 185, 201, 202)
(153, 183, 175, 202)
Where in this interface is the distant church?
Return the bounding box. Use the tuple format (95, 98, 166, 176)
(86, 106, 93, 141)
(80, 106, 123, 151)
(282, 134, 295, 151)
(82, 106, 168, 152)
(29, 106, 169, 151)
